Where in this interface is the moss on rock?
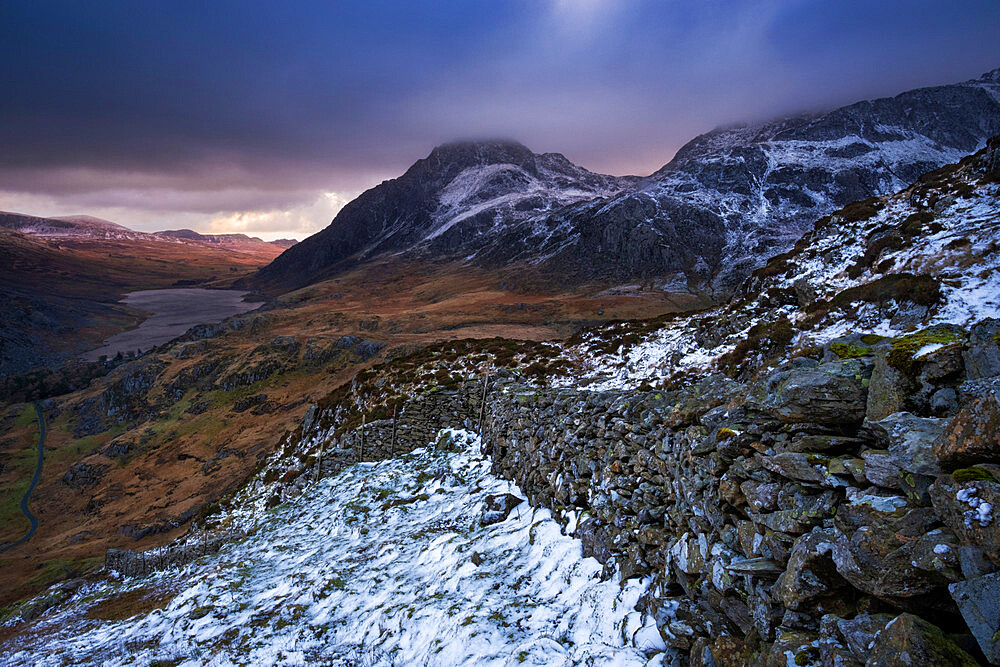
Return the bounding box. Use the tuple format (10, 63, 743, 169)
(830, 342, 873, 359)
(886, 327, 964, 378)
(952, 466, 998, 484)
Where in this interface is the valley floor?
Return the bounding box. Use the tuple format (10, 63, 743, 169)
(1, 430, 664, 666)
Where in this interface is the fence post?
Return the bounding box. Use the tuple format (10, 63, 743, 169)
(478, 370, 489, 436)
(390, 403, 398, 457)
(315, 440, 324, 484)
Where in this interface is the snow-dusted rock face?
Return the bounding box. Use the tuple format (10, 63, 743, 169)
(252, 68, 1000, 292)
(567, 134, 1000, 390)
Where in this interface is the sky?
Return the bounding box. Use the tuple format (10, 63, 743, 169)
(1, 1, 998, 241)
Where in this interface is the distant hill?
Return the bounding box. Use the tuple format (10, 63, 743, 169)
(157, 229, 297, 249)
(0, 212, 296, 250)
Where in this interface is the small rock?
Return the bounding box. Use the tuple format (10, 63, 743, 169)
(835, 613, 893, 664)
(957, 545, 997, 579)
(741, 480, 781, 513)
(869, 411, 947, 476)
(479, 493, 524, 526)
(929, 474, 1000, 562)
(933, 393, 1000, 465)
(929, 388, 959, 416)
(861, 450, 901, 489)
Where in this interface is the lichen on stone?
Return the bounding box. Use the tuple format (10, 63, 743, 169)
(886, 327, 964, 377)
(830, 342, 873, 359)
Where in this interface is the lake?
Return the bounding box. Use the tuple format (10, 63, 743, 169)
(81, 288, 258, 361)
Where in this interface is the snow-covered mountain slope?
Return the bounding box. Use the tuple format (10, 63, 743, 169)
(565, 136, 1000, 390)
(251, 68, 1000, 293)
(490, 67, 1000, 293)
(0, 431, 663, 666)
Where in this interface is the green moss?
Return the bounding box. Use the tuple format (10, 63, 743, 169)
(717, 427, 739, 441)
(860, 334, 888, 345)
(190, 605, 213, 619)
(887, 327, 964, 377)
(830, 342, 873, 359)
(952, 467, 998, 484)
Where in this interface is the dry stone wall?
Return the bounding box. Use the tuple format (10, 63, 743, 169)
(477, 348, 1000, 665)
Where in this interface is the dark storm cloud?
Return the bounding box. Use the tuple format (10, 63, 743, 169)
(1, 0, 998, 237)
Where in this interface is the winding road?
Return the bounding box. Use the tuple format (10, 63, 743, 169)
(0, 402, 45, 552)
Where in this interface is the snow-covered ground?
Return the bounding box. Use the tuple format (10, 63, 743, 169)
(2, 430, 667, 666)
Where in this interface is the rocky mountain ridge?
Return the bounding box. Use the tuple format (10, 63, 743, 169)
(251, 68, 1000, 294)
(0, 211, 295, 249)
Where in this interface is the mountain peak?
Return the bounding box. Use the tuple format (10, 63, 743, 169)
(420, 139, 536, 173)
(978, 66, 1000, 83)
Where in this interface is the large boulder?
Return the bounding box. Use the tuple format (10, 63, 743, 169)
(930, 472, 1000, 562)
(576, 518, 614, 564)
(933, 393, 1000, 465)
(865, 613, 977, 666)
(866, 344, 913, 421)
(869, 412, 948, 475)
(775, 528, 851, 614)
(949, 572, 1000, 664)
(832, 493, 961, 604)
(479, 493, 523, 526)
(963, 319, 1000, 380)
(758, 358, 872, 425)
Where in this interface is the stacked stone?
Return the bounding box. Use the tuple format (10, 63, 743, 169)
(481, 324, 1000, 665)
(105, 532, 235, 578)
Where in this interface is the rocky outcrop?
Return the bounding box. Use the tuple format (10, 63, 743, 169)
(474, 354, 996, 662)
(61, 462, 108, 489)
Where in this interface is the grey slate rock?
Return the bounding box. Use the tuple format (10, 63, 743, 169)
(949, 572, 1000, 664)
